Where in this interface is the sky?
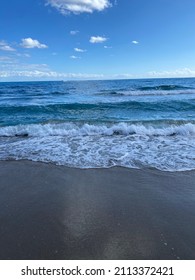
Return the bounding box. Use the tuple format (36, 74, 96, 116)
(1, 0, 195, 81)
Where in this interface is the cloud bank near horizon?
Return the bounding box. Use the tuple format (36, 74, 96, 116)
(1, 67, 195, 81)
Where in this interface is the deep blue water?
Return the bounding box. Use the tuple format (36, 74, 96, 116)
(0, 78, 195, 170)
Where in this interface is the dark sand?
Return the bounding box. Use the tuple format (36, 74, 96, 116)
(0, 160, 195, 260)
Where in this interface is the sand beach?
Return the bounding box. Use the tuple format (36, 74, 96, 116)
(0, 160, 195, 260)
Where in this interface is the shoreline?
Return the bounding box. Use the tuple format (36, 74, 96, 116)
(0, 160, 195, 260)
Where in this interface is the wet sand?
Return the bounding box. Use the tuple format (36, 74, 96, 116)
(0, 160, 195, 260)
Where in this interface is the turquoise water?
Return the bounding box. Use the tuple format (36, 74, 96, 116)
(0, 78, 195, 170)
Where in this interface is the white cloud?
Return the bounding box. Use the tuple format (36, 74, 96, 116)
(132, 40, 139, 44)
(70, 55, 80, 59)
(21, 38, 48, 49)
(0, 41, 16, 51)
(90, 36, 108, 43)
(74, 47, 86, 52)
(104, 45, 112, 49)
(70, 30, 79, 35)
(46, 0, 111, 15)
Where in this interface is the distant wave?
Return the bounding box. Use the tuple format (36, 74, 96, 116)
(137, 85, 194, 91)
(97, 86, 195, 96)
(0, 90, 69, 96)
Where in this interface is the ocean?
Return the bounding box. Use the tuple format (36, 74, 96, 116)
(0, 78, 195, 171)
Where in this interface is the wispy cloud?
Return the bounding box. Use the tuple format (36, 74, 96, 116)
(0, 61, 49, 71)
(113, 73, 133, 79)
(90, 36, 108, 44)
(21, 38, 48, 49)
(46, 0, 111, 15)
(0, 45, 16, 51)
(24, 53, 31, 57)
(70, 55, 80, 59)
(0, 56, 18, 67)
(0, 56, 12, 61)
(132, 40, 139, 44)
(16, 53, 31, 58)
(0, 40, 16, 51)
(104, 45, 112, 49)
(70, 30, 79, 35)
(0, 70, 104, 80)
(74, 47, 86, 53)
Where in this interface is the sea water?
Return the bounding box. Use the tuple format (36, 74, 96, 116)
(0, 78, 195, 171)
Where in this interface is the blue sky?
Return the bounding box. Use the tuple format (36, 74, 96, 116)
(1, 0, 195, 81)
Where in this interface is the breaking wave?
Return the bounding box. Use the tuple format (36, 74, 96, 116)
(1, 122, 195, 138)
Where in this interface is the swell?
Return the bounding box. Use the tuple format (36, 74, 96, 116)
(1, 100, 195, 113)
(0, 90, 70, 96)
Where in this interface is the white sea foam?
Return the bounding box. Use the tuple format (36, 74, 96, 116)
(0, 122, 195, 171)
